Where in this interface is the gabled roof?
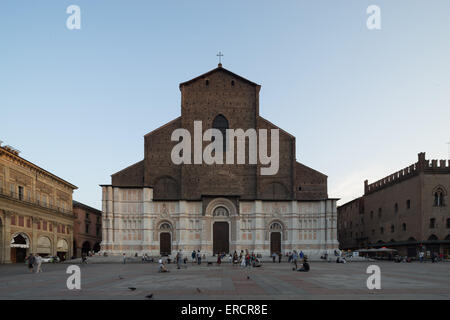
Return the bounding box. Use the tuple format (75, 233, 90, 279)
(296, 161, 328, 178)
(258, 116, 295, 139)
(73, 200, 101, 213)
(179, 64, 260, 89)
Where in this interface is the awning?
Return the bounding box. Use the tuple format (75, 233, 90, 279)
(37, 237, 52, 254)
(356, 248, 398, 253)
(10, 244, 29, 248)
(57, 239, 68, 252)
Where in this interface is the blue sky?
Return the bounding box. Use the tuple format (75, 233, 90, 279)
(1, 1, 449, 209)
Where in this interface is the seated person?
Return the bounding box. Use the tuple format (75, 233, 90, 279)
(297, 258, 310, 272)
(158, 258, 169, 273)
(253, 258, 262, 267)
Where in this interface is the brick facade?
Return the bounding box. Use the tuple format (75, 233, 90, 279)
(101, 65, 338, 259)
(73, 201, 102, 258)
(338, 152, 450, 258)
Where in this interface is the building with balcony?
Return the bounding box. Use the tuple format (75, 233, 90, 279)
(0, 144, 77, 263)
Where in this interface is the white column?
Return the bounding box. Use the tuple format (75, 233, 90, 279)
(252, 201, 261, 252)
(142, 188, 153, 253)
(291, 201, 298, 248)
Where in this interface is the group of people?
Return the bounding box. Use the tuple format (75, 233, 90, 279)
(25, 253, 43, 273)
(226, 250, 262, 267)
(214, 250, 263, 267)
(271, 252, 283, 263)
(419, 251, 443, 263)
(158, 250, 199, 272)
(190, 250, 206, 265)
(285, 250, 309, 272)
(286, 250, 305, 265)
(156, 249, 311, 273)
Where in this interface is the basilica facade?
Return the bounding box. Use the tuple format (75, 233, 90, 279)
(100, 64, 338, 259)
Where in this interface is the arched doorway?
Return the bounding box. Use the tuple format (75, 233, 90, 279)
(444, 235, 450, 259)
(407, 237, 418, 257)
(73, 240, 77, 258)
(10, 233, 30, 263)
(427, 234, 439, 256)
(159, 222, 172, 256)
(37, 236, 52, 257)
(81, 241, 91, 255)
(57, 239, 69, 261)
(93, 242, 101, 253)
(212, 206, 230, 255)
(269, 222, 282, 254)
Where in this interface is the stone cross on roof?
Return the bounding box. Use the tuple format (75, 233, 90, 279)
(217, 51, 224, 67)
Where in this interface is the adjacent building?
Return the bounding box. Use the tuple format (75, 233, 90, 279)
(101, 64, 339, 258)
(338, 152, 450, 258)
(0, 144, 77, 263)
(73, 200, 102, 257)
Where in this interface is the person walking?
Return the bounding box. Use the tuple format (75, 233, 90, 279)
(432, 252, 437, 263)
(176, 250, 183, 269)
(272, 252, 277, 263)
(292, 250, 298, 270)
(419, 251, 424, 263)
(26, 253, 35, 273)
(233, 251, 239, 265)
(191, 250, 197, 264)
(278, 252, 282, 263)
(81, 252, 88, 264)
(35, 254, 42, 273)
(122, 253, 126, 264)
(240, 256, 246, 268)
(197, 250, 202, 265)
(217, 253, 222, 265)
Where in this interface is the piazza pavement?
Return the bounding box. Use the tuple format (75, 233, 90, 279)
(0, 259, 449, 300)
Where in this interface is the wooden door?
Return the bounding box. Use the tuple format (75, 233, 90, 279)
(213, 222, 229, 254)
(270, 232, 281, 254)
(160, 232, 171, 256)
(10, 248, 16, 263)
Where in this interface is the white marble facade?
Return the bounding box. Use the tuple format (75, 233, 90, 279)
(101, 186, 339, 259)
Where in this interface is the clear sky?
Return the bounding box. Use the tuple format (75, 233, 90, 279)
(1, 1, 449, 210)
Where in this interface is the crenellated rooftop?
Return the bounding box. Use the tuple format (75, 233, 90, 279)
(364, 152, 450, 195)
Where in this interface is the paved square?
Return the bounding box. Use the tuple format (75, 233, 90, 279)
(0, 261, 449, 299)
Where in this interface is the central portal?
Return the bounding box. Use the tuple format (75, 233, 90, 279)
(213, 222, 229, 254)
(160, 232, 171, 256)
